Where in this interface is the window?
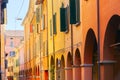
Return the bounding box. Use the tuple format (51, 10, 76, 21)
(1, 8, 4, 24)
(10, 41, 14, 47)
(8, 66, 13, 72)
(76, 0, 80, 24)
(30, 24, 33, 33)
(37, 24, 40, 33)
(40, 4, 43, 19)
(5, 60, 8, 69)
(36, 0, 44, 5)
(43, 42, 45, 56)
(36, 7, 40, 23)
(2, 0, 8, 3)
(53, 13, 57, 34)
(70, 0, 80, 24)
(60, 7, 67, 32)
(16, 59, 19, 66)
(9, 51, 15, 57)
(50, 19, 53, 36)
(41, 15, 45, 30)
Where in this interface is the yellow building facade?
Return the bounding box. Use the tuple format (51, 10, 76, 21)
(13, 48, 19, 80)
(47, 0, 66, 80)
(22, 0, 120, 80)
(23, 0, 66, 80)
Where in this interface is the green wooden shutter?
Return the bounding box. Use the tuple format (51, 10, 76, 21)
(60, 8, 67, 32)
(50, 20, 53, 36)
(70, 0, 76, 24)
(16, 59, 19, 66)
(36, 7, 40, 23)
(53, 13, 57, 34)
(76, 0, 80, 23)
(41, 15, 45, 30)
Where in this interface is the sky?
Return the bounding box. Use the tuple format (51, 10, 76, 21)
(6, 0, 29, 30)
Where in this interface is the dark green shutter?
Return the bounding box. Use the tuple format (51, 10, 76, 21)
(70, 0, 76, 24)
(76, 0, 80, 23)
(36, 8, 40, 23)
(60, 8, 67, 32)
(53, 13, 57, 34)
(16, 59, 19, 66)
(50, 20, 52, 36)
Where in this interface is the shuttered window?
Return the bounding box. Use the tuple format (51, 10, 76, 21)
(60, 8, 67, 32)
(50, 20, 53, 36)
(16, 59, 19, 66)
(30, 24, 33, 33)
(40, 4, 43, 19)
(41, 15, 45, 30)
(5, 60, 8, 69)
(37, 24, 40, 33)
(36, 7, 40, 23)
(70, 0, 80, 24)
(53, 13, 57, 34)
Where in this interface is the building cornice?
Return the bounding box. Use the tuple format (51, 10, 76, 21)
(22, 0, 35, 26)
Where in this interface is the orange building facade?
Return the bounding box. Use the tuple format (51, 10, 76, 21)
(22, 0, 120, 80)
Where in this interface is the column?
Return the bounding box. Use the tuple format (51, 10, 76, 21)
(81, 64, 93, 80)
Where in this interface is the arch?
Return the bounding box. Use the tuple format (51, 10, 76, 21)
(35, 67, 37, 76)
(50, 56, 55, 80)
(30, 68, 32, 76)
(56, 58, 59, 70)
(31, 68, 32, 74)
(103, 15, 120, 59)
(38, 65, 40, 75)
(56, 58, 60, 80)
(23, 70, 25, 77)
(66, 52, 73, 80)
(103, 15, 120, 80)
(84, 28, 97, 64)
(75, 48, 81, 65)
(28, 69, 30, 75)
(61, 55, 65, 68)
(50, 56, 54, 66)
(73, 48, 81, 80)
(34, 66, 36, 76)
(67, 52, 73, 67)
(60, 55, 65, 80)
(84, 28, 98, 80)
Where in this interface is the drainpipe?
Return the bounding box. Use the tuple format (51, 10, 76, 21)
(52, 0, 55, 61)
(46, 0, 49, 79)
(71, 24, 73, 65)
(97, 0, 100, 80)
(52, 0, 55, 79)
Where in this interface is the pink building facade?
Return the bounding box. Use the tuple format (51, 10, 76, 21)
(5, 30, 24, 80)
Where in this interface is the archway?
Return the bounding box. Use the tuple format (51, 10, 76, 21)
(73, 48, 81, 80)
(84, 29, 98, 80)
(36, 67, 37, 79)
(66, 52, 73, 80)
(60, 55, 65, 80)
(38, 66, 40, 76)
(103, 15, 120, 80)
(30, 68, 32, 80)
(50, 56, 55, 80)
(56, 58, 60, 80)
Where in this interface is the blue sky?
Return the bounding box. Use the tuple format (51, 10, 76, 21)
(6, 0, 29, 30)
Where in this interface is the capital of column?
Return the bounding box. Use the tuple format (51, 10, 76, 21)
(80, 64, 93, 67)
(98, 60, 117, 64)
(64, 67, 72, 70)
